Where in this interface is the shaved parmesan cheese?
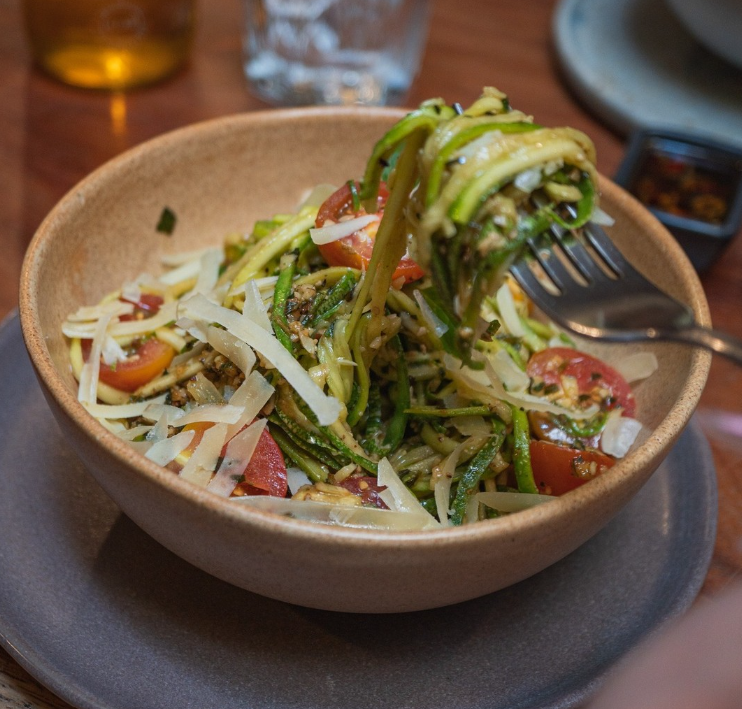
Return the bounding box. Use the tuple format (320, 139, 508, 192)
(413, 289, 449, 337)
(601, 414, 643, 458)
(78, 313, 112, 405)
(496, 282, 525, 337)
(175, 316, 208, 343)
(487, 349, 530, 392)
(208, 419, 267, 497)
(179, 294, 341, 426)
(84, 394, 167, 420)
(101, 335, 127, 366)
(207, 326, 255, 374)
(476, 491, 555, 513)
(63, 302, 178, 339)
(146, 412, 170, 444)
(614, 352, 658, 384)
(120, 281, 142, 304)
(192, 248, 223, 296)
(434, 441, 469, 526)
(234, 496, 440, 531)
(145, 429, 195, 466)
(171, 341, 206, 368)
(287, 467, 312, 495)
(243, 280, 271, 332)
(253, 276, 279, 292)
(224, 370, 275, 439)
(378, 458, 440, 527)
(66, 300, 133, 323)
(158, 257, 203, 286)
(176, 404, 244, 427)
(180, 423, 228, 487)
(309, 214, 379, 245)
(116, 425, 154, 441)
(142, 403, 186, 425)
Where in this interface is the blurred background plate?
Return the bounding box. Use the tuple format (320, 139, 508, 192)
(554, 0, 742, 149)
(0, 312, 717, 709)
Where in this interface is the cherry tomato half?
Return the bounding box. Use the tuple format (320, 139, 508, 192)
(231, 428, 287, 498)
(83, 337, 175, 392)
(526, 347, 635, 417)
(315, 181, 425, 284)
(530, 440, 615, 496)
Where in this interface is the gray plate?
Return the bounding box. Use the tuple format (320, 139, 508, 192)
(554, 0, 742, 149)
(0, 313, 717, 709)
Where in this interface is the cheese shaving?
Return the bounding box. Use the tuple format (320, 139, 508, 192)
(208, 419, 267, 497)
(78, 313, 112, 405)
(378, 458, 440, 526)
(243, 280, 271, 332)
(207, 325, 255, 374)
(145, 429, 196, 466)
(234, 496, 441, 531)
(180, 423, 228, 487)
(179, 294, 341, 426)
(309, 214, 380, 245)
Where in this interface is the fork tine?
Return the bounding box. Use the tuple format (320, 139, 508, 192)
(526, 238, 572, 291)
(581, 223, 626, 276)
(510, 258, 552, 298)
(549, 226, 609, 283)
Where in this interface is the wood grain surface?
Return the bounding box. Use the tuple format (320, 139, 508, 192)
(1, 0, 740, 706)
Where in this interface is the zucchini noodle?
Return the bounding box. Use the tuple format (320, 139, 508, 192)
(62, 87, 650, 530)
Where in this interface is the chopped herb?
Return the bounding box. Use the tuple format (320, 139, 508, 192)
(156, 207, 177, 235)
(347, 180, 361, 212)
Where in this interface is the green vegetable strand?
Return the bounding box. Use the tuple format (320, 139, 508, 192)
(450, 420, 507, 525)
(307, 272, 357, 326)
(271, 254, 296, 353)
(268, 424, 328, 483)
(511, 405, 539, 494)
(381, 335, 409, 452)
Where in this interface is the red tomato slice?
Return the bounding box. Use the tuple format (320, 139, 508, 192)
(530, 440, 615, 496)
(338, 476, 388, 509)
(118, 294, 164, 322)
(526, 347, 635, 417)
(82, 337, 175, 392)
(315, 181, 425, 284)
(231, 428, 287, 498)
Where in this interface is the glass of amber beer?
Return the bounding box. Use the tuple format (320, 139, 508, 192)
(23, 0, 195, 90)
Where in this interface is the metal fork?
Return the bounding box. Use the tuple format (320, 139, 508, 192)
(509, 218, 742, 364)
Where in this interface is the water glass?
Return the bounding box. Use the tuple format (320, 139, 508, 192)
(242, 0, 431, 106)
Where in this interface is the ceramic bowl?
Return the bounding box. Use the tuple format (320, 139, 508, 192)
(19, 108, 711, 613)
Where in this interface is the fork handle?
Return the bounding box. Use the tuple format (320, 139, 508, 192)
(666, 326, 742, 366)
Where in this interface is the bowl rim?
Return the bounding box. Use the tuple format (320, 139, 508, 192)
(19, 106, 712, 549)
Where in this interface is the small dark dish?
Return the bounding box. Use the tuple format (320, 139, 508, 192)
(615, 129, 742, 272)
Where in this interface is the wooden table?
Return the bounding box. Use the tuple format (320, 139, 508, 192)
(1, 0, 740, 706)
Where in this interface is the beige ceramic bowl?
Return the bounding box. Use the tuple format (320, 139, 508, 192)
(20, 108, 711, 613)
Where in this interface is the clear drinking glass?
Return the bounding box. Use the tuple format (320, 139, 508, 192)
(23, 0, 195, 90)
(242, 0, 431, 106)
